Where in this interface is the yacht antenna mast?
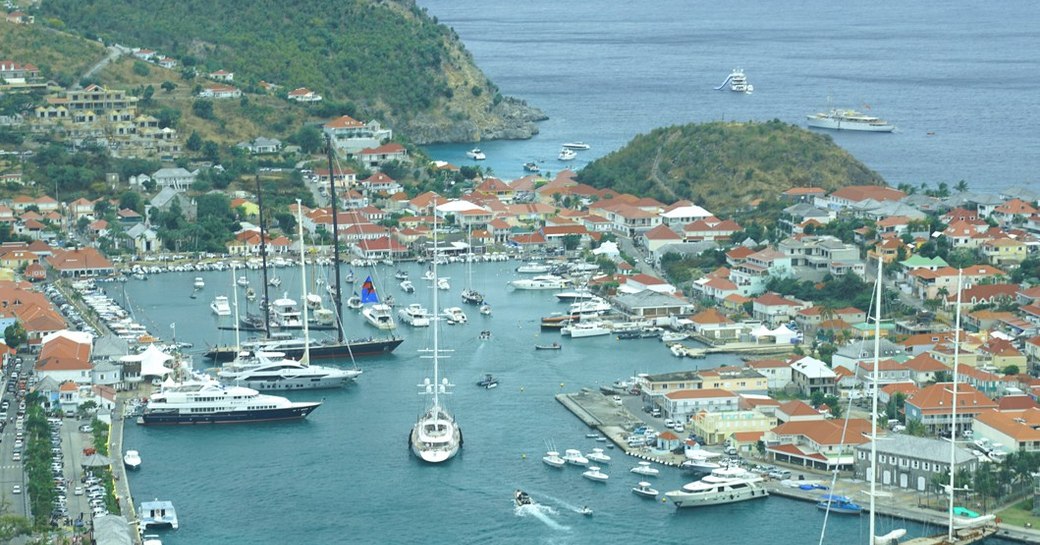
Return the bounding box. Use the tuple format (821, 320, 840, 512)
(326, 135, 344, 343)
(256, 175, 271, 339)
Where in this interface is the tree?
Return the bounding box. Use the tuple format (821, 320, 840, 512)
(290, 125, 323, 154)
(4, 323, 26, 349)
(0, 514, 31, 542)
(905, 418, 928, 437)
(161, 80, 177, 93)
(816, 343, 837, 364)
(192, 99, 214, 120)
(954, 180, 969, 193)
(186, 131, 203, 152)
(202, 140, 221, 162)
(1002, 365, 1020, 376)
(934, 370, 952, 383)
(561, 234, 581, 251)
(810, 390, 826, 408)
(119, 191, 143, 213)
(76, 400, 98, 419)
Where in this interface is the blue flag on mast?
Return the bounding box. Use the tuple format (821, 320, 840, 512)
(360, 276, 380, 304)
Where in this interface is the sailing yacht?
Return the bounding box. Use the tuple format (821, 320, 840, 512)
(410, 205, 462, 463)
(461, 230, 484, 305)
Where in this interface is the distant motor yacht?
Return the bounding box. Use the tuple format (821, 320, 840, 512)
(806, 109, 895, 132)
(558, 148, 577, 161)
(562, 448, 589, 467)
(665, 467, 769, 508)
(362, 304, 396, 330)
(508, 275, 569, 290)
(398, 303, 431, 327)
(217, 352, 360, 390)
(466, 148, 486, 160)
(561, 141, 591, 150)
(139, 379, 321, 425)
(515, 262, 552, 274)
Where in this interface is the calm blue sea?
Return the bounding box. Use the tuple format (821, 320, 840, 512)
(115, 262, 984, 544)
(420, 0, 1040, 192)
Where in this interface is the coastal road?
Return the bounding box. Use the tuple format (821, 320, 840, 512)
(80, 44, 129, 84)
(0, 380, 28, 518)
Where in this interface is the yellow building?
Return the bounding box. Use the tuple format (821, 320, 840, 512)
(697, 366, 769, 394)
(690, 409, 777, 445)
(980, 238, 1026, 266)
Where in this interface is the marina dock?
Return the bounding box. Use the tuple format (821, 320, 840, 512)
(111, 398, 144, 545)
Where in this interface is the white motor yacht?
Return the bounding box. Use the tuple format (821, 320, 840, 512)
(270, 295, 303, 328)
(806, 109, 895, 132)
(582, 466, 609, 482)
(569, 298, 612, 315)
(586, 448, 611, 465)
(466, 148, 486, 160)
(665, 467, 768, 508)
(562, 448, 589, 467)
(661, 331, 689, 343)
(631, 461, 660, 477)
(554, 288, 595, 302)
(543, 451, 566, 468)
(362, 304, 396, 330)
(516, 262, 552, 274)
(558, 148, 577, 161)
(193, 277, 205, 289)
(437, 277, 450, 290)
(210, 296, 231, 316)
(237, 276, 249, 287)
(442, 307, 467, 325)
(633, 481, 659, 499)
(398, 304, 431, 327)
(681, 449, 724, 473)
(123, 450, 142, 470)
(508, 275, 569, 290)
(400, 280, 416, 293)
(140, 379, 321, 425)
(561, 141, 591, 150)
(217, 352, 361, 390)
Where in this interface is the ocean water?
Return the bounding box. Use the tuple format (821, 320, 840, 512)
(114, 262, 988, 544)
(419, 0, 1040, 192)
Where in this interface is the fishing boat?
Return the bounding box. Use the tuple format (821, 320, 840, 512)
(410, 205, 462, 464)
(633, 481, 659, 499)
(582, 466, 609, 482)
(535, 342, 562, 350)
(542, 450, 565, 468)
(476, 373, 498, 389)
(586, 448, 611, 465)
(123, 450, 142, 470)
(631, 461, 660, 477)
(562, 448, 589, 467)
(362, 304, 396, 330)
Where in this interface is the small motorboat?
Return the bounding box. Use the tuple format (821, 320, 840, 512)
(476, 374, 498, 389)
(479, 304, 492, 316)
(582, 466, 609, 482)
(237, 276, 249, 287)
(394, 270, 409, 280)
(245, 287, 257, 302)
(268, 276, 282, 287)
(467, 148, 486, 161)
(816, 494, 863, 515)
(558, 148, 577, 161)
(347, 294, 363, 310)
(522, 162, 541, 173)
(515, 489, 534, 507)
(543, 451, 566, 468)
(443, 307, 468, 325)
(535, 342, 562, 350)
(478, 330, 492, 340)
(630, 461, 659, 477)
(123, 450, 142, 470)
(193, 277, 205, 289)
(400, 280, 415, 293)
(586, 448, 611, 465)
(437, 277, 450, 290)
(578, 506, 594, 516)
(632, 481, 659, 499)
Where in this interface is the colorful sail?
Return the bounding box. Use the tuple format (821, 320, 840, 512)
(360, 276, 380, 304)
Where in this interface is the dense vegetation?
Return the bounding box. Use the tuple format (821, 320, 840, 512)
(577, 120, 885, 213)
(0, 23, 104, 87)
(39, 0, 497, 126)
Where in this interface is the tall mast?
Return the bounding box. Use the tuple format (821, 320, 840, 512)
(432, 199, 440, 408)
(326, 135, 344, 343)
(949, 269, 963, 541)
(869, 254, 883, 545)
(298, 199, 311, 365)
(231, 263, 241, 362)
(256, 175, 271, 339)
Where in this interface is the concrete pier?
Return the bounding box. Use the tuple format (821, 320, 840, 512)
(110, 399, 143, 545)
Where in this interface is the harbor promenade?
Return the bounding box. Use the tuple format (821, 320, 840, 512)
(109, 399, 142, 545)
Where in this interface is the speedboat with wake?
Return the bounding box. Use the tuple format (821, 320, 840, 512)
(515, 490, 534, 507)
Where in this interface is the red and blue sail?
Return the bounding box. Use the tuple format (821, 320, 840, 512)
(360, 276, 380, 304)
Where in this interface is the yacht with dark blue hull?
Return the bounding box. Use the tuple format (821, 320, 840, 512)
(138, 380, 321, 425)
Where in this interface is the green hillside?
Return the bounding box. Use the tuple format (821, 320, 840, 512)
(37, 0, 543, 143)
(577, 120, 886, 212)
(0, 23, 104, 86)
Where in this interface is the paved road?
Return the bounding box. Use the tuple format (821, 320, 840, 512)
(80, 45, 129, 84)
(0, 362, 29, 518)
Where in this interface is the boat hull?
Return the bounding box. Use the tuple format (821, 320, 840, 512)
(666, 486, 768, 508)
(218, 375, 354, 390)
(139, 403, 319, 425)
(205, 338, 404, 362)
(806, 116, 894, 132)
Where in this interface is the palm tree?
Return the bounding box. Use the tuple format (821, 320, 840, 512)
(954, 180, 969, 193)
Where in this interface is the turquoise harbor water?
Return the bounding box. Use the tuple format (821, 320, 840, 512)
(420, 0, 1040, 190)
(112, 262, 988, 544)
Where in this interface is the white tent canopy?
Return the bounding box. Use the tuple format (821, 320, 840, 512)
(120, 345, 173, 377)
(592, 240, 620, 258)
(771, 323, 799, 345)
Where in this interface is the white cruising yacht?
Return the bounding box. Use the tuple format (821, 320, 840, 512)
(716, 69, 753, 93)
(437, 277, 450, 290)
(398, 303, 431, 327)
(665, 466, 768, 508)
(400, 280, 416, 293)
(543, 450, 566, 468)
(806, 109, 895, 132)
(561, 141, 591, 150)
(269, 295, 303, 328)
(554, 288, 595, 302)
(139, 379, 322, 425)
(123, 450, 142, 470)
(466, 148, 486, 160)
(362, 304, 396, 330)
(508, 275, 570, 290)
(442, 307, 468, 325)
(569, 298, 612, 315)
(516, 262, 552, 274)
(193, 277, 205, 289)
(558, 148, 577, 161)
(140, 500, 178, 530)
(681, 449, 723, 473)
(217, 352, 361, 390)
(210, 296, 231, 316)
